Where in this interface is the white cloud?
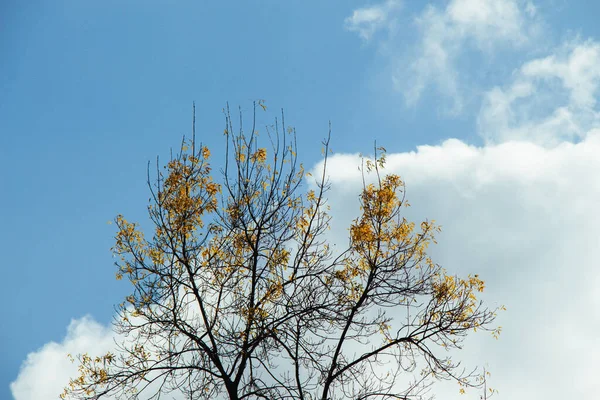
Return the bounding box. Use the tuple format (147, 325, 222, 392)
(344, 0, 402, 42)
(314, 130, 600, 399)
(10, 316, 116, 400)
(10, 310, 197, 400)
(478, 39, 600, 145)
(398, 0, 541, 111)
(521, 40, 600, 108)
(446, 0, 529, 46)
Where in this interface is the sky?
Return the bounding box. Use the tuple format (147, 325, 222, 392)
(2, 0, 600, 399)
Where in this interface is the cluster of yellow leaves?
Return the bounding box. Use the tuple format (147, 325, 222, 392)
(112, 142, 221, 284)
(262, 279, 284, 301)
(323, 150, 443, 307)
(251, 148, 267, 163)
(59, 344, 150, 399)
(348, 172, 439, 272)
(60, 352, 115, 399)
(352, 175, 422, 251)
(432, 274, 485, 304)
(114, 216, 144, 260)
(264, 248, 290, 272)
(158, 145, 220, 238)
(296, 203, 315, 233)
(113, 215, 147, 282)
(239, 305, 270, 321)
(430, 272, 489, 332)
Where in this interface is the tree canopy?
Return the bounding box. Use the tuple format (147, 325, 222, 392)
(63, 103, 502, 400)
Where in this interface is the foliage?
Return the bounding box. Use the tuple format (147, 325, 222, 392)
(63, 103, 502, 400)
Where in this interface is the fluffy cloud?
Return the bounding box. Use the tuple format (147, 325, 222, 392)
(10, 312, 196, 400)
(479, 39, 600, 145)
(10, 316, 116, 400)
(344, 0, 402, 42)
(315, 131, 600, 399)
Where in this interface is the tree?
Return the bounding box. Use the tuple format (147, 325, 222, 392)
(63, 102, 502, 400)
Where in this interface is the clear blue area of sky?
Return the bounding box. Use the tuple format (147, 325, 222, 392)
(1, 1, 599, 398)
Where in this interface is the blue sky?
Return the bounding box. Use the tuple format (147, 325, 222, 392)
(3, 1, 600, 399)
